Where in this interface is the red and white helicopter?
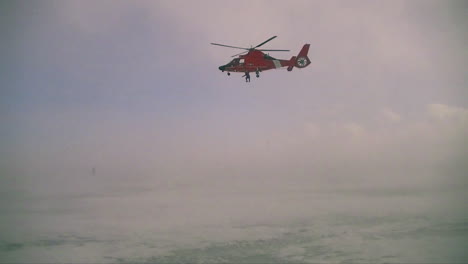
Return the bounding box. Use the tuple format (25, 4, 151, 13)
(211, 36, 310, 82)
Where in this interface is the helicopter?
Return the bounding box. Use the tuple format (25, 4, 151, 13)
(211, 36, 310, 82)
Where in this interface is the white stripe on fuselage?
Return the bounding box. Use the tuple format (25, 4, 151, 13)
(273, 60, 282, 69)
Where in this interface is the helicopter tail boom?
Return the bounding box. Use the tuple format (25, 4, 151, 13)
(287, 56, 297, 71)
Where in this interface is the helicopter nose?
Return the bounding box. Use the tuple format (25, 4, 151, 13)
(218, 66, 225, 71)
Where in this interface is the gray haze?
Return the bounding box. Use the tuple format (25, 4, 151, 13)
(1, 0, 467, 262)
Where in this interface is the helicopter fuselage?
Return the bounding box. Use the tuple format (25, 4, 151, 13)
(218, 50, 292, 73)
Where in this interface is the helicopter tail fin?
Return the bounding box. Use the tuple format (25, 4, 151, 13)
(286, 44, 311, 71)
(295, 44, 311, 68)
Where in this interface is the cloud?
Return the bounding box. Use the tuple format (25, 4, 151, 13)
(381, 108, 401, 122)
(55, 1, 133, 34)
(343, 122, 366, 137)
(428, 103, 468, 121)
(304, 122, 320, 139)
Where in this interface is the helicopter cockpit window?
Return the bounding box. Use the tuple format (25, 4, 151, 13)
(230, 59, 239, 65)
(239, 59, 245, 64)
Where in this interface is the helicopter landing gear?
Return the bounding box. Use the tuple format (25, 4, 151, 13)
(256, 71, 260, 78)
(227, 72, 230, 76)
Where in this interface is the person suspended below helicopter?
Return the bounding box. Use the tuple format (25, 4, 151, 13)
(242, 72, 250, 82)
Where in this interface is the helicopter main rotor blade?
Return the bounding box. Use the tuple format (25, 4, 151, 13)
(258, 49, 290, 52)
(254, 36, 277, 48)
(210, 43, 249, 50)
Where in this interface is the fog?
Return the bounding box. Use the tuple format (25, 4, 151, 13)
(1, 0, 467, 262)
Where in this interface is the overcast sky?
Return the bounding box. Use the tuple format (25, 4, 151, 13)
(1, 0, 467, 207)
